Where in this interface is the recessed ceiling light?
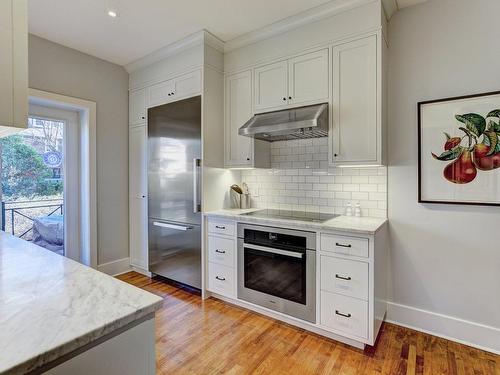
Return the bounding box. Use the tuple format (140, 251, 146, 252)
(108, 10, 117, 18)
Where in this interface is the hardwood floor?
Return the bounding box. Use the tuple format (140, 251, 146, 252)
(117, 272, 499, 375)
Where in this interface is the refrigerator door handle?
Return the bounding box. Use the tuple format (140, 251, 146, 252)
(153, 221, 193, 231)
(193, 158, 201, 213)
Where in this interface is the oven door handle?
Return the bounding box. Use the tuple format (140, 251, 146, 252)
(243, 243, 304, 258)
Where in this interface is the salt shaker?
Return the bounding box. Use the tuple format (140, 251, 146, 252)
(345, 202, 353, 216)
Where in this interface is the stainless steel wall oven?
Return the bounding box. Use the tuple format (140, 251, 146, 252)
(237, 223, 316, 323)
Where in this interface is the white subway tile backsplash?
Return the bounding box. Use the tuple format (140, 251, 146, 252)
(241, 140, 387, 218)
(335, 176, 352, 184)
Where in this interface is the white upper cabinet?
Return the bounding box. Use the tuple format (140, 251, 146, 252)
(0, 0, 28, 136)
(288, 49, 329, 107)
(129, 125, 148, 270)
(129, 88, 147, 126)
(331, 35, 380, 166)
(253, 49, 329, 114)
(254, 61, 288, 113)
(225, 70, 254, 166)
(147, 70, 201, 108)
(173, 70, 202, 100)
(225, 70, 270, 168)
(147, 80, 175, 108)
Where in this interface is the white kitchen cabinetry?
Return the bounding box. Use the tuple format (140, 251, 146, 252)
(288, 49, 329, 107)
(224, 70, 270, 168)
(129, 89, 147, 126)
(147, 70, 201, 108)
(129, 125, 148, 270)
(204, 214, 388, 349)
(0, 0, 28, 136)
(253, 49, 329, 114)
(206, 219, 237, 298)
(254, 61, 288, 112)
(225, 71, 254, 166)
(331, 35, 382, 166)
(319, 225, 388, 346)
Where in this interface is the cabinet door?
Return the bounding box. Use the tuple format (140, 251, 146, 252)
(173, 70, 202, 100)
(147, 79, 175, 108)
(129, 125, 148, 270)
(254, 60, 288, 113)
(129, 89, 147, 125)
(331, 35, 378, 165)
(225, 70, 254, 166)
(288, 49, 329, 106)
(0, 0, 28, 132)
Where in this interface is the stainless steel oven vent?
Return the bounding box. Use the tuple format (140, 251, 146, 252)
(238, 103, 328, 142)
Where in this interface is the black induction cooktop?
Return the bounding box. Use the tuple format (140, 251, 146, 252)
(241, 209, 338, 223)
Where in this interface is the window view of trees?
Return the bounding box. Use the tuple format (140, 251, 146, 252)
(1, 118, 64, 200)
(0, 118, 65, 249)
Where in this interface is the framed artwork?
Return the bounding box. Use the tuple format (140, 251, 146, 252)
(418, 90, 500, 206)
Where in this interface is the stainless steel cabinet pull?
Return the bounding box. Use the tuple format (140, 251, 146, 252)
(335, 310, 351, 318)
(193, 158, 201, 213)
(335, 274, 352, 281)
(215, 225, 226, 230)
(215, 249, 226, 254)
(335, 242, 352, 248)
(153, 222, 192, 231)
(215, 276, 226, 281)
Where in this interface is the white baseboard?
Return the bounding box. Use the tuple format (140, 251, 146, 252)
(97, 257, 132, 276)
(386, 301, 500, 355)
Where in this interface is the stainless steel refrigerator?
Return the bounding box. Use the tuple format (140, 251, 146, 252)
(148, 96, 201, 289)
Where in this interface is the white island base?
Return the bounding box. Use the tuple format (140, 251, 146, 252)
(42, 316, 156, 375)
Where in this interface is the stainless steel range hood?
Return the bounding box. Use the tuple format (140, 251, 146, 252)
(238, 103, 328, 142)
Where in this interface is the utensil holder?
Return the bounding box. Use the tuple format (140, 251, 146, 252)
(230, 189, 241, 208)
(241, 194, 249, 209)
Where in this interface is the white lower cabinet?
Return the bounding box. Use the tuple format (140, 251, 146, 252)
(320, 256, 368, 300)
(208, 235, 236, 268)
(207, 262, 236, 298)
(320, 291, 368, 339)
(206, 219, 237, 298)
(204, 216, 388, 349)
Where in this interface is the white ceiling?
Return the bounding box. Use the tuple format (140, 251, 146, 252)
(28, 0, 334, 66)
(29, 0, 427, 67)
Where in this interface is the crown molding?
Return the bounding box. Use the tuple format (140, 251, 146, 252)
(224, 0, 374, 53)
(381, 0, 397, 20)
(125, 30, 224, 73)
(204, 30, 225, 53)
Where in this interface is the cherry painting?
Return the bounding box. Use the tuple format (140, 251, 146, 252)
(431, 110, 500, 184)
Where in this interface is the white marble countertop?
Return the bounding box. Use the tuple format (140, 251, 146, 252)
(0, 232, 162, 375)
(204, 208, 387, 235)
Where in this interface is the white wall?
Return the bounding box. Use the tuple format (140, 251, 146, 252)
(242, 139, 387, 217)
(28, 35, 130, 267)
(388, 0, 500, 352)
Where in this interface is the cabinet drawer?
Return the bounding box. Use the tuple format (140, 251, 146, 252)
(208, 235, 236, 268)
(208, 220, 235, 237)
(320, 291, 368, 339)
(320, 256, 368, 300)
(207, 262, 236, 298)
(320, 234, 368, 258)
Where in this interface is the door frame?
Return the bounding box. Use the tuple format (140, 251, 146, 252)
(28, 89, 97, 268)
(28, 105, 80, 261)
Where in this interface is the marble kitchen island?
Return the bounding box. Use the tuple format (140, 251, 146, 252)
(0, 232, 162, 375)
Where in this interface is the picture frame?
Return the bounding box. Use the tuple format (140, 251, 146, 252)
(418, 90, 500, 206)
